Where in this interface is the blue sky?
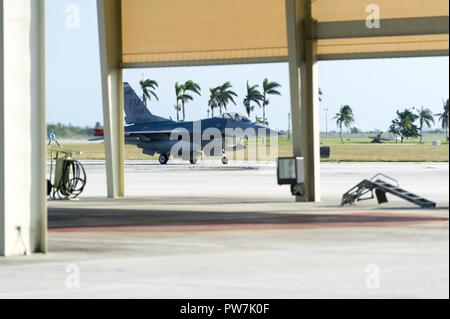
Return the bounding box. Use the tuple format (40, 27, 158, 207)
(46, 0, 449, 131)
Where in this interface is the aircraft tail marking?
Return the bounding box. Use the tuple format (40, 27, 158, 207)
(123, 82, 170, 124)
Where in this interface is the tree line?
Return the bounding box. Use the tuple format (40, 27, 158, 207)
(47, 122, 102, 138)
(330, 99, 449, 143)
(139, 78, 282, 126)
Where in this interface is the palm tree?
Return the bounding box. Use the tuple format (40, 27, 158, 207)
(181, 80, 201, 122)
(173, 104, 181, 121)
(217, 82, 238, 115)
(255, 116, 268, 126)
(139, 79, 159, 106)
(437, 99, 449, 142)
(243, 82, 263, 119)
(261, 79, 281, 126)
(174, 82, 185, 122)
(333, 105, 355, 143)
(389, 109, 419, 144)
(414, 106, 435, 143)
(208, 87, 220, 118)
(174, 81, 201, 122)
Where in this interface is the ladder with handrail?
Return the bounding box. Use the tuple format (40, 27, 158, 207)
(341, 173, 436, 208)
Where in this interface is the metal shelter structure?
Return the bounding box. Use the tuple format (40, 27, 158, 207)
(0, 0, 448, 255)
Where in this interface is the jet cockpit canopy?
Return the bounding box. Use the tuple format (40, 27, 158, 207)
(222, 112, 252, 122)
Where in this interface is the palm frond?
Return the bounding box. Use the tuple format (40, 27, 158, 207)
(181, 94, 193, 102)
(184, 80, 202, 96)
(150, 90, 159, 101)
(140, 79, 159, 105)
(266, 89, 281, 96)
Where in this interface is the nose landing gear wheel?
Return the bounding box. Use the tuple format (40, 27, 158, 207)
(159, 154, 169, 165)
(222, 156, 229, 165)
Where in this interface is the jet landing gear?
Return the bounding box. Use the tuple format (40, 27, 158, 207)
(159, 154, 169, 165)
(222, 156, 229, 165)
(189, 154, 198, 165)
(221, 149, 229, 165)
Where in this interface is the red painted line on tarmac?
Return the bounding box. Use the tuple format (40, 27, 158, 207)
(49, 213, 448, 234)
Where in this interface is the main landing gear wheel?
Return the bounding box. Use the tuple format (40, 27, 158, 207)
(159, 154, 169, 165)
(222, 156, 229, 165)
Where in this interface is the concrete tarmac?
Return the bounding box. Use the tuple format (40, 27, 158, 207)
(78, 160, 449, 204)
(0, 161, 448, 299)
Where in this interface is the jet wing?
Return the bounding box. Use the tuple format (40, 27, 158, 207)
(125, 129, 186, 136)
(125, 129, 188, 143)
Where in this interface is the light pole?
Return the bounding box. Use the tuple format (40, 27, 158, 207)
(324, 107, 329, 139)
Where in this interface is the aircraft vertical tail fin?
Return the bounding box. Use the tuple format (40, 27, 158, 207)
(123, 82, 170, 124)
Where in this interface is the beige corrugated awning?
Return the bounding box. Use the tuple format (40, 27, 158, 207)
(121, 0, 449, 66)
(313, 0, 448, 21)
(121, 0, 288, 66)
(313, 0, 449, 59)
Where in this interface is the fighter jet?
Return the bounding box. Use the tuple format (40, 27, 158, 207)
(369, 132, 391, 144)
(93, 83, 278, 165)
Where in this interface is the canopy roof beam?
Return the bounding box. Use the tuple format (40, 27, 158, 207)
(315, 16, 449, 39)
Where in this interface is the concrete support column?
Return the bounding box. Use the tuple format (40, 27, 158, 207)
(285, 0, 321, 202)
(97, 0, 125, 198)
(0, 0, 47, 256)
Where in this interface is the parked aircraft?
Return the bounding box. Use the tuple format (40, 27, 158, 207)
(92, 83, 278, 165)
(369, 132, 392, 143)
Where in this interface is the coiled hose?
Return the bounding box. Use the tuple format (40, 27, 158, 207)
(50, 160, 87, 200)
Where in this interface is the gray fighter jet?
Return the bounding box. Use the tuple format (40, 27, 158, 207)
(94, 83, 278, 165)
(369, 132, 392, 143)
